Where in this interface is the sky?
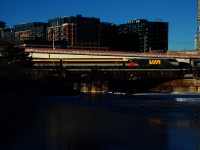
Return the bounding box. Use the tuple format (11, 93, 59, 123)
(1, 0, 197, 50)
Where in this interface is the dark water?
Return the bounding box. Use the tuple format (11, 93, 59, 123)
(1, 92, 200, 150)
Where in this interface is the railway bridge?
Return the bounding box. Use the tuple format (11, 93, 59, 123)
(26, 48, 200, 77)
(25, 48, 200, 93)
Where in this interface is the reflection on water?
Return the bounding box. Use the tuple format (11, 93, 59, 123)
(1, 93, 200, 150)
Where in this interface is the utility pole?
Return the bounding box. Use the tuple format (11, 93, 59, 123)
(144, 33, 147, 52)
(52, 30, 55, 50)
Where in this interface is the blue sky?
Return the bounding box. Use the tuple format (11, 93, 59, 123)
(1, 0, 197, 50)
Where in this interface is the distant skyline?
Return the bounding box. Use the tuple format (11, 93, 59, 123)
(1, 0, 197, 50)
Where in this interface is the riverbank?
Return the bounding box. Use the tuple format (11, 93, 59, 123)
(0, 76, 82, 96)
(0, 77, 82, 115)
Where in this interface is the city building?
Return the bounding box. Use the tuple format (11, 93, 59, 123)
(0, 21, 6, 28)
(99, 22, 119, 50)
(3, 15, 169, 52)
(0, 21, 6, 41)
(13, 22, 47, 47)
(3, 28, 14, 42)
(0, 21, 14, 50)
(47, 15, 101, 49)
(14, 22, 47, 40)
(120, 19, 168, 52)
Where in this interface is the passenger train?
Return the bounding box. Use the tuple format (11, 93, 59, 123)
(32, 57, 191, 70)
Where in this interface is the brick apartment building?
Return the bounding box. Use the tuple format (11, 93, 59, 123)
(47, 15, 101, 49)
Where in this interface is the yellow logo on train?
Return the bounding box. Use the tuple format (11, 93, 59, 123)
(149, 60, 161, 65)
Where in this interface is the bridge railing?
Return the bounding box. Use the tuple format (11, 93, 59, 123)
(25, 48, 200, 59)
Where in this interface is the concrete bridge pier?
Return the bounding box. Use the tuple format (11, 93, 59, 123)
(72, 81, 108, 93)
(71, 79, 200, 93)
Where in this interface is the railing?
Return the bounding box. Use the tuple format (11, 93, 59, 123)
(25, 47, 200, 59)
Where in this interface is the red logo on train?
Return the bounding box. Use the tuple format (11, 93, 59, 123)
(129, 61, 135, 66)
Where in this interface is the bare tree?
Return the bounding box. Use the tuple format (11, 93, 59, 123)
(1, 44, 33, 68)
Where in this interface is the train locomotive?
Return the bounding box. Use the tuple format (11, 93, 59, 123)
(127, 58, 180, 69)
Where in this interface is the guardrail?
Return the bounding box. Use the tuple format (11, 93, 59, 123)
(25, 48, 200, 59)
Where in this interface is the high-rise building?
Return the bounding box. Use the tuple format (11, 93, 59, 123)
(120, 19, 168, 52)
(195, 0, 200, 50)
(99, 22, 119, 50)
